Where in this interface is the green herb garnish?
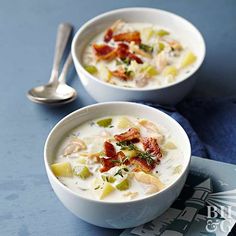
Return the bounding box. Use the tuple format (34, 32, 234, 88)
(116, 141, 155, 166)
(124, 67, 134, 77)
(139, 43, 153, 53)
(94, 185, 100, 190)
(121, 58, 131, 65)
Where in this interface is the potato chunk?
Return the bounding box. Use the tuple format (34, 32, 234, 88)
(117, 117, 135, 129)
(100, 182, 115, 199)
(51, 162, 73, 177)
(163, 66, 178, 77)
(181, 51, 196, 68)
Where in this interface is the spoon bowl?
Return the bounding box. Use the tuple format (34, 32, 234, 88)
(27, 81, 77, 105)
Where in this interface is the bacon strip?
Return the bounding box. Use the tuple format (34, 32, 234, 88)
(130, 157, 155, 173)
(116, 43, 143, 64)
(104, 28, 113, 43)
(93, 44, 117, 60)
(100, 141, 118, 172)
(104, 141, 116, 158)
(128, 53, 143, 64)
(116, 43, 130, 59)
(142, 137, 162, 160)
(114, 128, 140, 142)
(111, 69, 131, 81)
(104, 20, 124, 43)
(113, 31, 141, 44)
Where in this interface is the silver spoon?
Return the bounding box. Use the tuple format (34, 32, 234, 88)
(27, 23, 77, 105)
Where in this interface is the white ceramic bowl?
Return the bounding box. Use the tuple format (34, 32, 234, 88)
(44, 102, 191, 228)
(72, 8, 205, 105)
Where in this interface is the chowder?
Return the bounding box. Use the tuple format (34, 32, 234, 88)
(82, 20, 197, 88)
(51, 115, 184, 202)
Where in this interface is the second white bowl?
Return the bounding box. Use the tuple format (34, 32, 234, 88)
(44, 102, 191, 228)
(72, 8, 205, 105)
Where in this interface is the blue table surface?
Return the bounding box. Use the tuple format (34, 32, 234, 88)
(0, 0, 235, 235)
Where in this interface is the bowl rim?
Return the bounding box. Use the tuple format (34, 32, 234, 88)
(44, 101, 191, 204)
(71, 7, 206, 91)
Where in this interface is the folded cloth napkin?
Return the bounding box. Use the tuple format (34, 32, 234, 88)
(143, 97, 236, 164)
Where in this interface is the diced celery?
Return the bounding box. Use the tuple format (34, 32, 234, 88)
(84, 65, 97, 74)
(163, 66, 178, 77)
(141, 27, 154, 41)
(181, 52, 197, 68)
(117, 117, 134, 129)
(100, 182, 115, 199)
(158, 42, 165, 54)
(116, 178, 130, 191)
(51, 162, 73, 177)
(74, 166, 92, 179)
(157, 29, 169, 37)
(96, 118, 112, 127)
(101, 175, 116, 183)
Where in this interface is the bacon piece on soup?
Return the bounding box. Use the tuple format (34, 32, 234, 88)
(93, 44, 117, 60)
(116, 43, 143, 64)
(111, 69, 131, 81)
(113, 31, 141, 44)
(104, 28, 113, 43)
(116, 43, 130, 59)
(128, 53, 143, 64)
(104, 20, 124, 42)
(130, 157, 155, 173)
(104, 141, 116, 158)
(100, 141, 119, 172)
(114, 127, 140, 142)
(142, 137, 162, 160)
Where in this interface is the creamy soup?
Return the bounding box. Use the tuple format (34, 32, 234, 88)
(51, 116, 184, 202)
(82, 20, 197, 89)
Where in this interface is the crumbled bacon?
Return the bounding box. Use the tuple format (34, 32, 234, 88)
(104, 141, 116, 158)
(104, 28, 113, 42)
(142, 137, 162, 160)
(114, 128, 140, 142)
(116, 43, 143, 64)
(111, 69, 131, 81)
(128, 53, 143, 64)
(100, 141, 118, 172)
(93, 44, 117, 60)
(130, 157, 155, 173)
(116, 43, 130, 59)
(113, 31, 141, 44)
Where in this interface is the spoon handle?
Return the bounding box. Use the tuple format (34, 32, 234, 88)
(49, 23, 73, 84)
(58, 52, 73, 84)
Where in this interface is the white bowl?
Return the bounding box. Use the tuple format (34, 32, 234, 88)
(44, 102, 191, 228)
(72, 8, 205, 105)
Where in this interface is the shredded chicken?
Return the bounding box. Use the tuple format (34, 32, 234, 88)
(63, 137, 87, 156)
(134, 171, 164, 194)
